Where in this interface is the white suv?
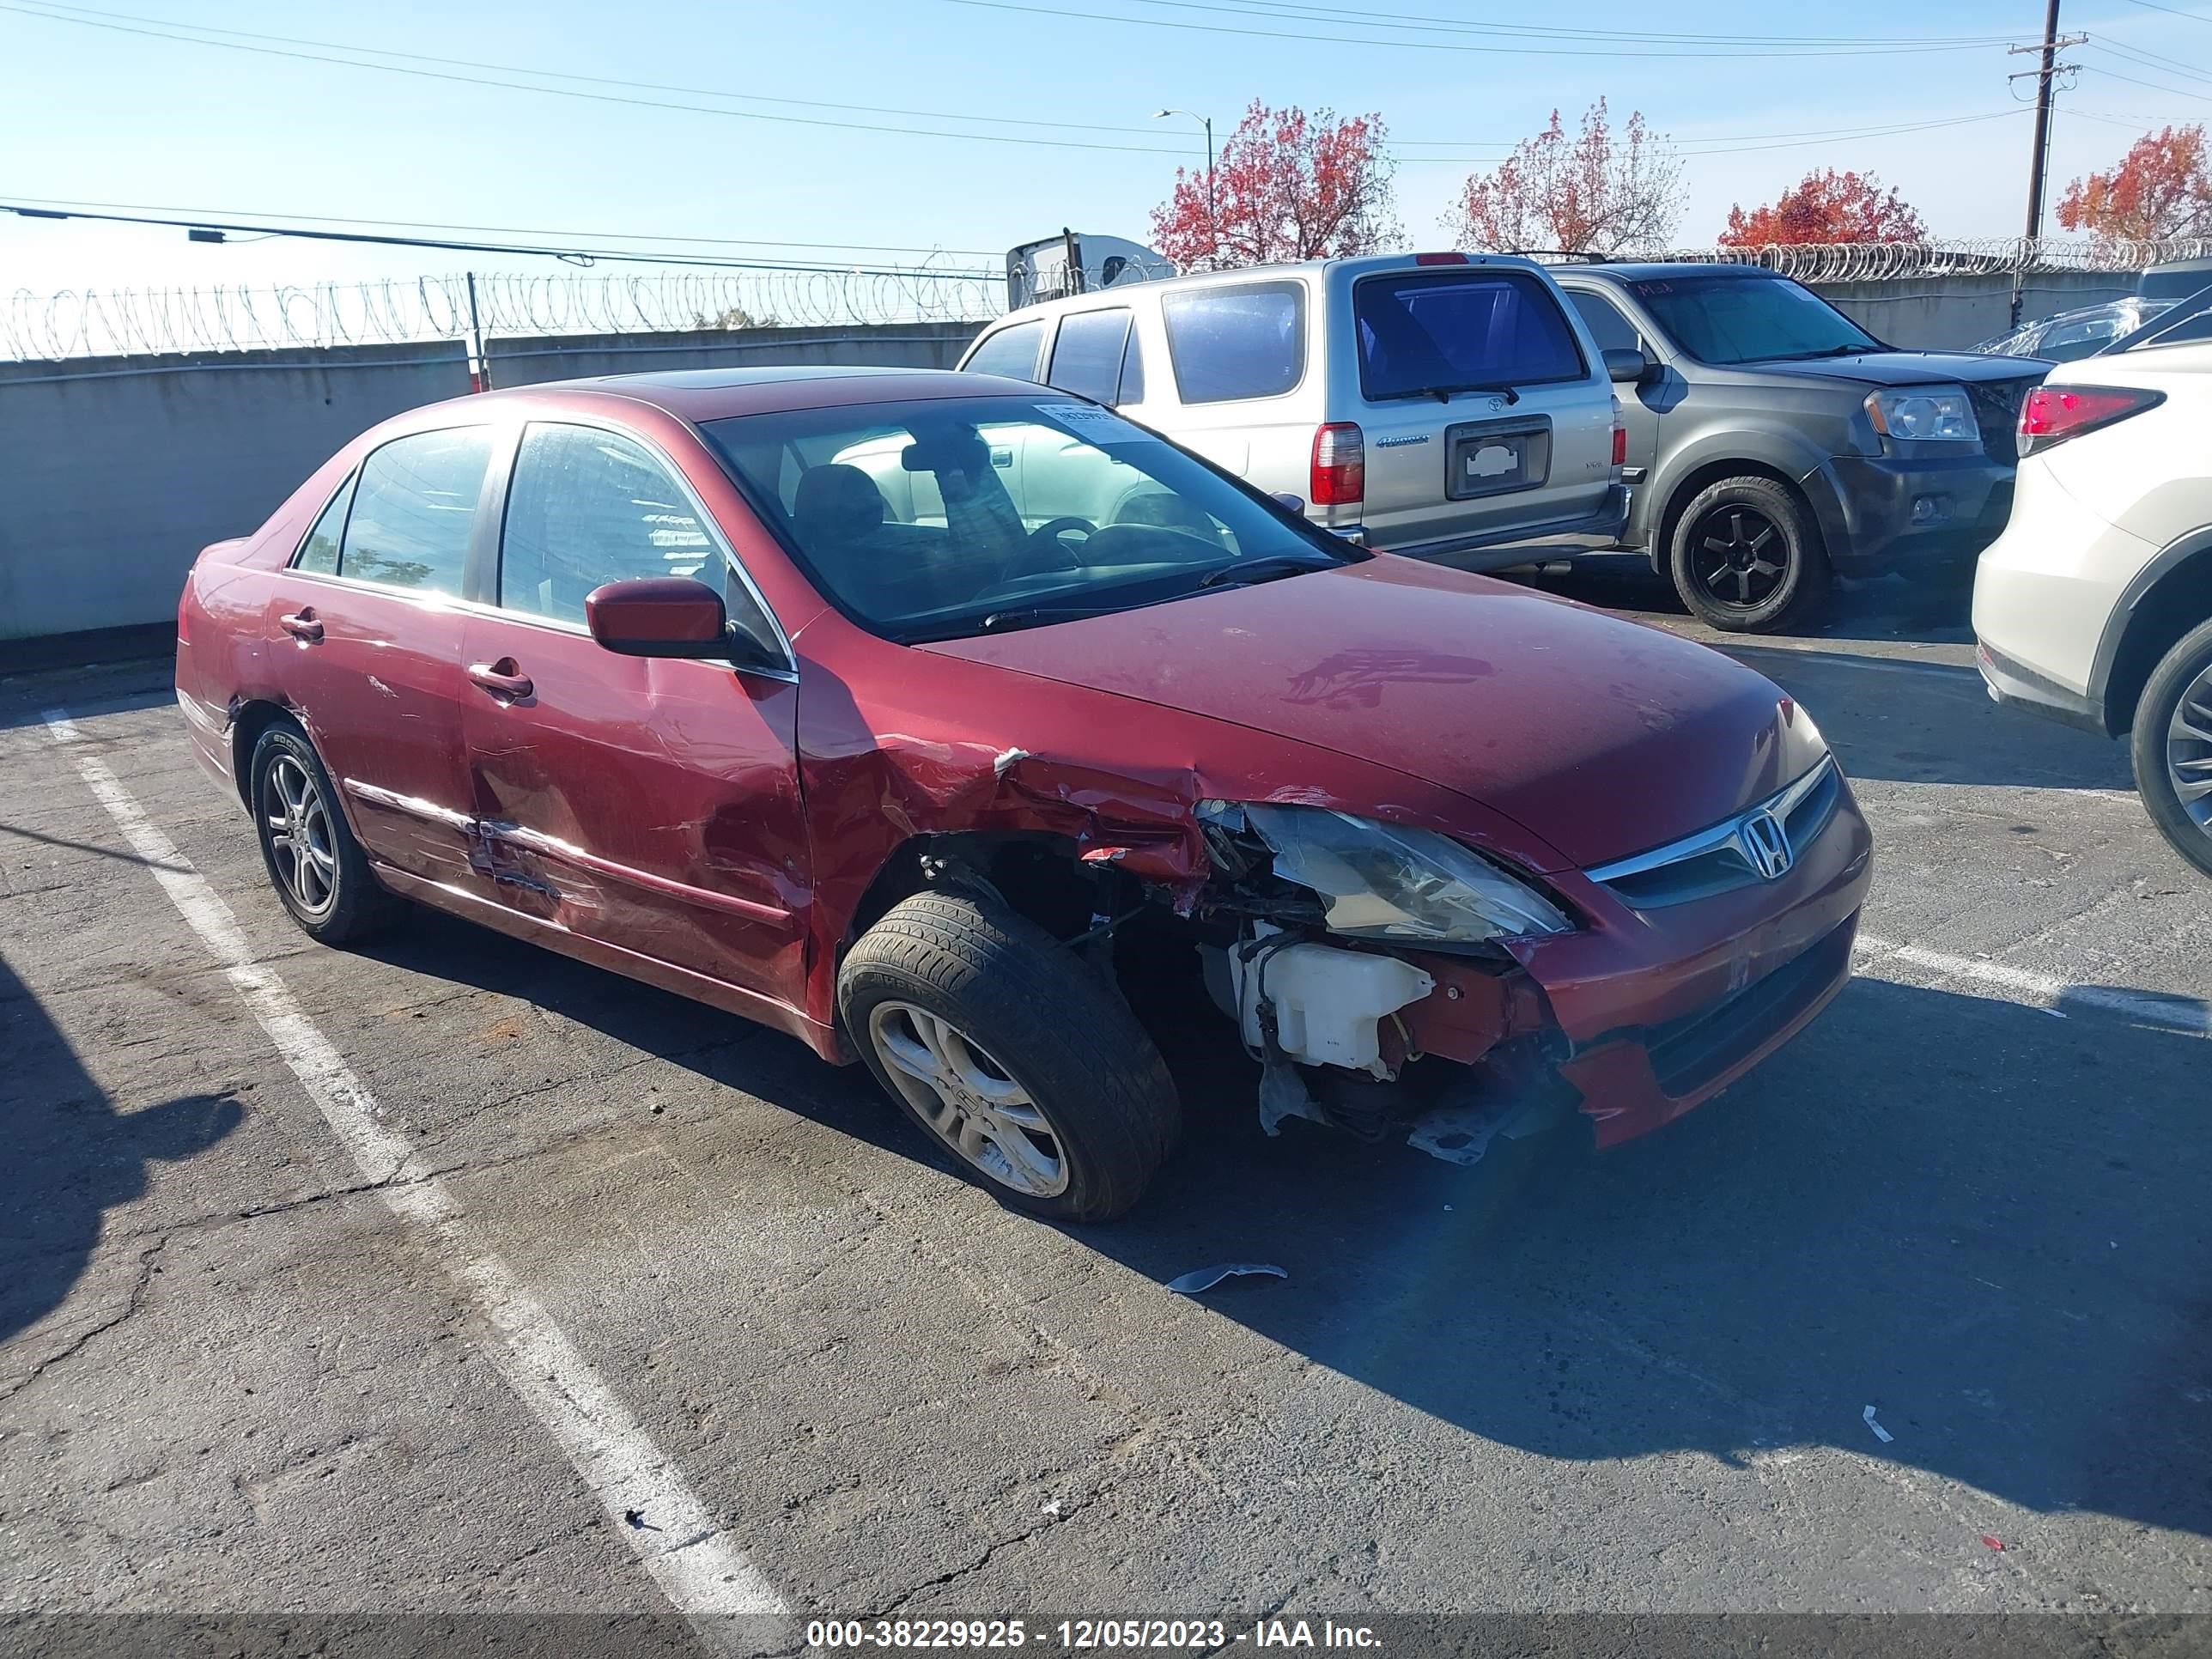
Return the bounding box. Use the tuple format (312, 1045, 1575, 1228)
(954, 253, 1631, 563)
(1973, 294, 2212, 877)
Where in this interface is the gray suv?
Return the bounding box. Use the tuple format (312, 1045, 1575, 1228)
(1553, 262, 2048, 632)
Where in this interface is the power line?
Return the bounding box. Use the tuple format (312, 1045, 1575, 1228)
(0, 196, 1005, 257)
(2120, 0, 2212, 23)
(0, 1, 2034, 161)
(2084, 63, 2212, 104)
(0, 2, 1200, 154)
(935, 0, 2021, 58)
(2088, 36, 2212, 86)
(0, 201, 1002, 276)
(12, 0, 1181, 137)
(1104, 0, 2021, 49)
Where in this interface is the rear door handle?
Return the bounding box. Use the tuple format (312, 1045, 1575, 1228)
(279, 610, 324, 642)
(467, 660, 534, 701)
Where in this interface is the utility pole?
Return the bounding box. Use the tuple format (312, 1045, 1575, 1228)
(2008, 4, 2087, 323)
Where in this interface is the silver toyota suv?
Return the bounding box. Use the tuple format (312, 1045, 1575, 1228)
(953, 252, 1630, 562)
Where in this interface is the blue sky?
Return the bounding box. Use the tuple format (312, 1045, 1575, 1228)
(5, 0, 2212, 305)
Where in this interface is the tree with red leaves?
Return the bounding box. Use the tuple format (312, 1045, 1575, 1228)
(1150, 100, 1400, 270)
(1446, 99, 1682, 257)
(2057, 125, 2212, 242)
(1720, 169, 1927, 246)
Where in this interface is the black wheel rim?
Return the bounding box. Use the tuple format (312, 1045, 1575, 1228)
(2167, 656, 2212, 836)
(1690, 505, 1790, 611)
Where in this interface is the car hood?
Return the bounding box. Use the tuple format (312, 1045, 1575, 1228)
(1747, 350, 2047, 387)
(919, 557, 1827, 872)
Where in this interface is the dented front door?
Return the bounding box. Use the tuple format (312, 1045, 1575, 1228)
(456, 420, 810, 1017)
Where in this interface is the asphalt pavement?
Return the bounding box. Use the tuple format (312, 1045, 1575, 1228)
(3, 563, 2208, 1654)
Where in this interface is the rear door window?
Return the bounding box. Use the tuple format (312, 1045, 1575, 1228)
(1565, 289, 1642, 356)
(293, 473, 356, 575)
(1046, 309, 1134, 404)
(1355, 270, 1587, 400)
(1160, 282, 1306, 404)
(965, 320, 1047, 382)
(1118, 325, 1146, 404)
(338, 427, 494, 595)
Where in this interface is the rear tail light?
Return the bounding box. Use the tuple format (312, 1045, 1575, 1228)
(1610, 397, 1627, 468)
(1310, 422, 1365, 507)
(2018, 384, 2165, 457)
(1413, 251, 1471, 265)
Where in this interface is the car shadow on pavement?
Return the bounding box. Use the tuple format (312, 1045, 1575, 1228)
(1717, 645, 2136, 793)
(1079, 971, 2212, 1541)
(0, 950, 243, 1346)
(1498, 555, 1975, 647)
(361, 901, 2209, 1540)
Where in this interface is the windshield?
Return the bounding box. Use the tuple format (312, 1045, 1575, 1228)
(1629, 274, 1880, 366)
(701, 395, 1358, 643)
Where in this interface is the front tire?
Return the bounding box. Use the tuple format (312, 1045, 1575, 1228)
(838, 891, 1181, 1222)
(248, 720, 404, 943)
(1668, 476, 1832, 634)
(2130, 617, 2212, 880)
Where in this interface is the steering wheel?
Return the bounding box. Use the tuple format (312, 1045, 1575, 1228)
(1018, 516, 1098, 571)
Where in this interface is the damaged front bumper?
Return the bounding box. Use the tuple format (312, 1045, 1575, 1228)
(1216, 769, 1874, 1160)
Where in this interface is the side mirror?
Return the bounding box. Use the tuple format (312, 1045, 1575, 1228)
(1603, 347, 1652, 385)
(585, 577, 729, 659)
(1270, 491, 1307, 513)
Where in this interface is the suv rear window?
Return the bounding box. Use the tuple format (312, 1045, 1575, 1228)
(1160, 282, 1305, 404)
(1354, 270, 1586, 400)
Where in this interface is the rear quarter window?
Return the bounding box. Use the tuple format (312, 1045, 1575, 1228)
(964, 320, 1047, 382)
(1355, 270, 1587, 400)
(1160, 281, 1306, 404)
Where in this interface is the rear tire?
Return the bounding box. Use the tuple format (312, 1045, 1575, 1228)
(248, 720, 404, 944)
(1668, 476, 1832, 634)
(838, 891, 1181, 1222)
(2130, 617, 2212, 880)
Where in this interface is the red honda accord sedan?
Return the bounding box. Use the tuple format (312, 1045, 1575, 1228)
(177, 368, 1871, 1219)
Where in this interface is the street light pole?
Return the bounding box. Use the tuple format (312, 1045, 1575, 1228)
(1153, 108, 1216, 248)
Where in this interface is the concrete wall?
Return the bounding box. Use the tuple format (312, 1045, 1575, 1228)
(1812, 270, 2131, 350)
(0, 342, 471, 641)
(483, 320, 976, 386)
(0, 323, 985, 643)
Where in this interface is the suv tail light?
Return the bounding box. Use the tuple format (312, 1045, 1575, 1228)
(2018, 384, 2165, 457)
(1413, 251, 1470, 265)
(1610, 398, 1627, 468)
(1311, 422, 1365, 507)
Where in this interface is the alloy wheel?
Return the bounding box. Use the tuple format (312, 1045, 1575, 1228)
(263, 753, 337, 915)
(1692, 505, 1788, 609)
(865, 1001, 1070, 1198)
(2167, 659, 2212, 836)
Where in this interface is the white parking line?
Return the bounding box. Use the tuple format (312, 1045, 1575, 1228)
(1856, 932, 2209, 1036)
(43, 710, 786, 1650)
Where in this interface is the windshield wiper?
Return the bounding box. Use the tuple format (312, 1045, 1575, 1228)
(1196, 553, 1339, 589)
(1786, 344, 1874, 359)
(1372, 380, 1522, 405)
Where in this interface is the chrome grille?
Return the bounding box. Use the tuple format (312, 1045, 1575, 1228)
(1586, 757, 1840, 909)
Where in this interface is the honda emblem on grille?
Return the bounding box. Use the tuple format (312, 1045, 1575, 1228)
(1740, 809, 1794, 880)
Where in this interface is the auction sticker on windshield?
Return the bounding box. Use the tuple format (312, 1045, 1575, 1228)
(1038, 402, 1145, 442)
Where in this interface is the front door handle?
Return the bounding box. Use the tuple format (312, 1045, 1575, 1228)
(279, 609, 324, 642)
(467, 659, 534, 701)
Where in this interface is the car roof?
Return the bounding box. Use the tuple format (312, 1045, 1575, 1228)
(468, 365, 1035, 422)
(1556, 262, 1775, 285)
(986, 251, 1553, 326)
